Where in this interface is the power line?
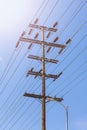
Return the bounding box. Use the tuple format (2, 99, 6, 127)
(59, 1, 86, 36)
(63, 45, 87, 72)
(0, 50, 28, 95)
(54, 35, 87, 72)
(8, 99, 36, 130)
(58, 0, 75, 22)
(62, 74, 87, 97)
(71, 21, 87, 39)
(37, 0, 50, 19)
(25, 0, 47, 31)
(0, 45, 23, 86)
(56, 67, 87, 96)
(0, 75, 41, 126)
(0, 49, 15, 83)
(43, 0, 59, 24)
(48, 59, 87, 95)
(0, 59, 42, 121)
(16, 104, 41, 130)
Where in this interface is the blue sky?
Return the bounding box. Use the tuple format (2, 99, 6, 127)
(0, 0, 87, 130)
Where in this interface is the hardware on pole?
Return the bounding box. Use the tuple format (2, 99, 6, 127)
(20, 22, 71, 130)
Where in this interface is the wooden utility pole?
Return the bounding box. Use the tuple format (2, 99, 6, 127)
(18, 22, 71, 130)
(41, 28, 46, 130)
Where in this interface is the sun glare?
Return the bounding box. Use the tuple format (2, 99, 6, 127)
(0, 0, 32, 34)
(0, 0, 42, 36)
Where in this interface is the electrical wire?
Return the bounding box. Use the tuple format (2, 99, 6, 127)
(43, 0, 60, 24)
(19, 104, 41, 130)
(25, 0, 48, 31)
(0, 45, 23, 86)
(48, 58, 87, 95)
(0, 49, 41, 126)
(56, 67, 87, 96)
(0, 78, 41, 124)
(3, 99, 36, 129)
(0, 50, 28, 95)
(1, 62, 42, 128)
(58, 0, 75, 22)
(63, 45, 87, 72)
(1, 64, 42, 125)
(0, 49, 16, 83)
(54, 34, 87, 72)
(59, 0, 86, 36)
(37, 0, 50, 19)
(62, 74, 87, 97)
